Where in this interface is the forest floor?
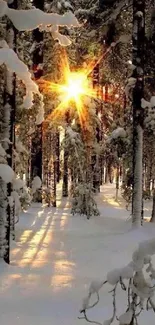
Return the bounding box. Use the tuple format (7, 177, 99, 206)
(0, 183, 155, 325)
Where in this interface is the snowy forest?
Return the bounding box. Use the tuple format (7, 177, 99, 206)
(1, 0, 155, 324)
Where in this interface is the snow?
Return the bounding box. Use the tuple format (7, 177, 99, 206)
(141, 98, 150, 109)
(0, 163, 14, 183)
(13, 178, 24, 191)
(107, 265, 133, 285)
(119, 310, 133, 324)
(32, 176, 42, 194)
(16, 140, 28, 153)
(66, 126, 78, 138)
(0, 0, 79, 46)
(0, 47, 39, 109)
(0, 144, 6, 158)
(150, 96, 155, 107)
(0, 184, 155, 325)
(36, 106, 44, 125)
(111, 127, 126, 139)
(136, 11, 143, 18)
(11, 190, 21, 216)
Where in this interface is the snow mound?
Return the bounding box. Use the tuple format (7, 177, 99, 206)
(0, 164, 14, 183)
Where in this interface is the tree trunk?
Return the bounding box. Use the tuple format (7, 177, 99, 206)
(132, 0, 145, 227)
(150, 189, 155, 222)
(50, 133, 57, 207)
(62, 142, 69, 197)
(31, 0, 44, 202)
(92, 63, 100, 193)
(56, 131, 60, 183)
(3, 0, 17, 263)
(115, 165, 119, 202)
(62, 112, 70, 197)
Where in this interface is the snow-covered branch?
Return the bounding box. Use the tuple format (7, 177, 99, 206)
(0, 0, 79, 46)
(0, 45, 39, 109)
(79, 238, 155, 325)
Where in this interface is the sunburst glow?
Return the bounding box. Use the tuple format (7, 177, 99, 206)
(62, 71, 89, 100)
(39, 51, 103, 127)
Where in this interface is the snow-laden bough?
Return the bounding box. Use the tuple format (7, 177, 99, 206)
(79, 238, 155, 325)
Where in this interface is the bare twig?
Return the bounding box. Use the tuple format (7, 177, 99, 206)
(128, 278, 132, 307)
(87, 292, 100, 310)
(78, 310, 102, 325)
(120, 277, 126, 291)
(111, 283, 118, 323)
(135, 306, 143, 317)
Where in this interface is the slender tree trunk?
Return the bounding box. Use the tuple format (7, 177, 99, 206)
(62, 140, 69, 197)
(56, 131, 60, 183)
(145, 163, 151, 198)
(92, 63, 100, 192)
(50, 133, 57, 207)
(132, 0, 145, 227)
(115, 165, 119, 202)
(31, 0, 44, 202)
(151, 189, 155, 222)
(62, 112, 70, 197)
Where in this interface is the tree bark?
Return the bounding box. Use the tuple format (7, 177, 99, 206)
(132, 0, 145, 227)
(62, 141, 69, 197)
(31, 0, 44, 202)
(150, 189, 155, 222)
(92, 63, 100, 192)
(3, 0, 17, 264)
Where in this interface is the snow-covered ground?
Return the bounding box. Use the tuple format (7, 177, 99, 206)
(0, 183, 155, 325)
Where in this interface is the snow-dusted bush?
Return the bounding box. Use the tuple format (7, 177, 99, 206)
(19, 186, 31, 212)
(71, 183, 100, 219)
(79, 238, 155, 325)
(12, 178, 32, 215)
(42, 187, 52, 207)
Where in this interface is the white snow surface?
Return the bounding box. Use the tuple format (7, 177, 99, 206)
(0, 163, 14, 183)
(0, 184, 155, 325)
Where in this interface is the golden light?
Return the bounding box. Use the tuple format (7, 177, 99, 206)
(38, 50, 105, 129)
(62, 71, 88, 101)
(47, 68, 97, 127)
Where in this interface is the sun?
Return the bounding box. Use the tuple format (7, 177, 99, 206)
(38, 50, 102, 127)
(64, 71, 88, 100)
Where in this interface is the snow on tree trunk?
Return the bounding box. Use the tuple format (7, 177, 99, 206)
(132, 0, 145, 228)
(132, 125, 143, 227)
